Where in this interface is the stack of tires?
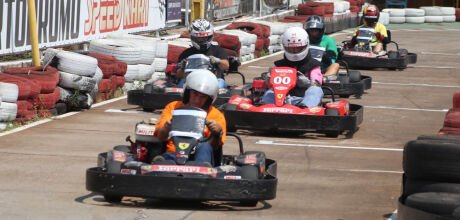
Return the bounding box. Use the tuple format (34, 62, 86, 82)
(438, 92, 460, 136)
(3, 66, 60, 124)
(87, 53, 126, 102)
(382, 8, 406, 24)
(42, 49, 101, 110)
(422, 6, 456, 23)
(0, 74, 42, 127)
(249, 20, 290, 54)
(457, 8, 460, 21)
(219, 29, 257, 61)
(225, 22, 271, 58)
(0, 79, 18, 129)
(399, 135, 460, 219)
(404, 8, 425, 24)
(178, 31, 242, 58)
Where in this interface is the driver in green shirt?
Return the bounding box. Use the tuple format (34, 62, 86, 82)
(304, 15, 340, 82)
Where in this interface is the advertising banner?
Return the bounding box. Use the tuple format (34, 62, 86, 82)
(0, 0, 166, 55)
(213, 0, 240, 20)
(166, 0, 182, 23)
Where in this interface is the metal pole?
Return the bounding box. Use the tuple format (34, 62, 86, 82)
(259, 0, 262, 17)
(186, 0, 190, 27)
(27, 0, 40, 66)
(253, 0, 257, 16)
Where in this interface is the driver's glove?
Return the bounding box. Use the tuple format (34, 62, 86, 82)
(206, 120, 223, 138)
(374, 32, 385, 42)
(209, 56, 222, 65)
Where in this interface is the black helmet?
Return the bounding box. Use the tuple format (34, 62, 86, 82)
(304, 15, 325, 44)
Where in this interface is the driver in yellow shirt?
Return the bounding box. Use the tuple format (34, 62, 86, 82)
(351, 4, 389, 55)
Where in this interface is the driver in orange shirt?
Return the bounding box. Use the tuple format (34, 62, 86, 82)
(153, 69, 226, 167)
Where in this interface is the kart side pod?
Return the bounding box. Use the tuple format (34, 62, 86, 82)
(236, 151, 266, 178)
(325, 100, 350, 116)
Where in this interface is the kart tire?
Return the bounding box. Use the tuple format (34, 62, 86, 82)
(348, 70, 361, 83)
(403, 140, 460, 182)
(398, 49, 409, 57)
(405, 192, 460, 216)
(406, 53, 417, 64)
(417, 135, 460, 144)
(242, 165, 259, 180)
(104, 194, 123, 203)
(404, 178, 460, 196)
(143, 107, 155, 112)
(223, 103, 237, 111)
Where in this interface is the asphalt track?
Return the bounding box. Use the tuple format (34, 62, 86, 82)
(1, 24, 460, 219)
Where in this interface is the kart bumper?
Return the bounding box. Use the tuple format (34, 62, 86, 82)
(341, 54, 410, 69)
(223, 104, 363, 137)
(323, 75, 372, 97)
(397, 196, 446, 220)
(86, 159, 278, 201)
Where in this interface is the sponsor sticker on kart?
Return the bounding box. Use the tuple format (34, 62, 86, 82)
(178, 142, 190, 150)
(113, 150, 126, 162)
(165, 88, 184, 93)
(244, 154, 257, 164)
(344, 51, 374, 57)
(262, 107, 294, 114)
(219, 165, 237, 173)
(224, 175, 242, 179)
(120, 169, 137, 175)
(141, 165, 217, 177)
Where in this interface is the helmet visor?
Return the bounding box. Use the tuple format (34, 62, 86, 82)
(191, 35, 213, 44)
(284, 45, 308, 54)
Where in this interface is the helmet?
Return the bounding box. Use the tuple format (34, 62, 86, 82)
(182, 69, 219, 109)
(304, 15, 325, 44)
(282, 27, 310, 62)
(363, 4, 380, 26)
(189, 19, 214, 51)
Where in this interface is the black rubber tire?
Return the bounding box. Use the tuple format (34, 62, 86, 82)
(143, 84, 153, 94)
(406, 53, 417, 64)
(242, 165, 259, 180)
(403, 140, 460, 182)
(348, 70, 361, 83)
(326, 108, 340, 116)
(405, 192, 460, 215)
(404, 178, 460, 196)
(104, 194, 123, 203)
(452, 207, 460, 219)
(223, 103, 237, 111)
(417, 135, 460, 145)
(398, 49, 409, 56)
(339, 95, 350, 98)
(239, 200, 258, 207)
(55, 102, 67, 115)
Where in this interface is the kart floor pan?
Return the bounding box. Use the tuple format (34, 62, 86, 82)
(86, 159, 278, 201)
(224, 104, 363, 137)
(341, 54, 409, 69)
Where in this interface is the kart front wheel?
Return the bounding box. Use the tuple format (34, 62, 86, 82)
(242, 165, 259, 179)
(104, 194, 123, 203)
(348, 70, 361, 83)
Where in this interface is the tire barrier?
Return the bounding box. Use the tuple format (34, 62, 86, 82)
(384, 7, 457, 24)
(3, 66, 59, 94)
(167, 45, 188, 64)
(438, 92, 460, 136)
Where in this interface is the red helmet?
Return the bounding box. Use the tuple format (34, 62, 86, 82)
(363, 4, 380, 25)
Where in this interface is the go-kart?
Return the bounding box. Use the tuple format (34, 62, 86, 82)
(309, 45, 372, 98)
(222, 67, 363, 138)
(86, 106, 277, 205)
(339, 28, 417, 69)
(127, 55, 251, 111)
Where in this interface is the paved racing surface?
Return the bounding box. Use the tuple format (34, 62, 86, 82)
(1, 24, 460, 219)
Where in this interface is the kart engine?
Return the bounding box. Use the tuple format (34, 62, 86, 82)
(129, 118, 164, 163)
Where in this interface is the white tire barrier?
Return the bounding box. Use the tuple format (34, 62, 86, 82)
(0, 82, 19, 103)
(137, 64, 154, 81)
(89, 39, 142, 65)
(124, 65, 140, 82)
(379, 12, 390, 26)
(152, 58, 168, 72)
(92, 67, 103, 84)
(58, 71, 97, 92)
(107, 33, 157, 65)
(425, 16, 444, 23)
(440, 7, 455, 15)
(406, 16, 425, 24)
(443, 15, 456, 22)
(405, 8, 425, 17)
(155, 41, 169, 58)
(0, 122, 13, 130)
(390, 16, 406, 24)
(56, 51, 98, 77)
(0, 102, 18, 122)
(148, 72, 167, 84)
(421, 7, 443, 16)
(268, 35, 280, 45)
(383, 8, 405, 17)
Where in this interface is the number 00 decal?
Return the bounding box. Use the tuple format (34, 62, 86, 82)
(273, 76, 291, 85)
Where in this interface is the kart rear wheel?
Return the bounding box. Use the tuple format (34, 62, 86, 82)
(104, 194, 123, 203)
(388, 51, 399, 59)
(348, 70, 361, 83)
(338, 75, 350, 84)
(143, 107, 155, 112)
(325, 109, 340, 138)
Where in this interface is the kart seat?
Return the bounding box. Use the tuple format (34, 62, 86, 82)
(383, 30, 392, 51)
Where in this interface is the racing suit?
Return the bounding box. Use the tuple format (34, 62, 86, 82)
(261, 53, 324, 108)
(154, 101, 226, 166)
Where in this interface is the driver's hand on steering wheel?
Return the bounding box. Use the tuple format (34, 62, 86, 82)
(164, 120, 172, 132)
(206, 120, 222, 137)
(209, 56, 222, 65)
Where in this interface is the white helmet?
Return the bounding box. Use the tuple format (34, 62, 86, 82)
(282, 27, 310, 62)
(183, 69, 219, 108)
(190, 19, 214, 51)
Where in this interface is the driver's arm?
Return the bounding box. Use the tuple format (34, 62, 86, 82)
(309, 66, 323, 86)
(218, 59, 229, 71)
(206, 120, 223, 150)
(157, 120, 171, 142)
